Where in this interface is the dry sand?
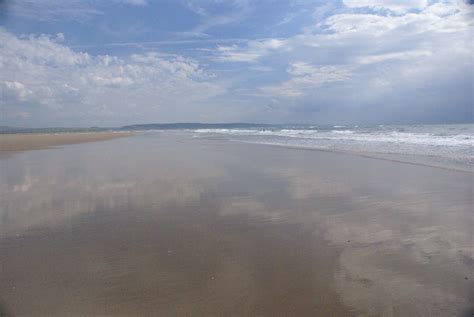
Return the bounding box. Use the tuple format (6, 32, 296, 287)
(0, 131, 134, 152)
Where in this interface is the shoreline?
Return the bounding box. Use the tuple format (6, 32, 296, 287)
(0, 131, 136, 153)
(206, 137, 473, 174)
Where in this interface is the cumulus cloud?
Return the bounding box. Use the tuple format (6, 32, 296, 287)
(215, 1, 472, 67)
(1, 0, 472, 125)
(256, 2, 472, 99)
(0, 29, 224, 126)
(225, 0, 471, 124)
(322, 3, 471, 37)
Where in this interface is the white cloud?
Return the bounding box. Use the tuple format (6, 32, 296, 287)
(2, 81, 33, 101)
(1, 0, 472, 125)
(356, 50, 432, 64)
(215, 39, 287, 62)
(215, 45, 262, 62)
(3, 0, 148, 22)
(3, 0, 103, 22)
(275, 13, 297, 27)
(0, 29, 225, 125)
(321, 6, 470, 38)
(184, 0, 252, 36)
(215, 1, 472, 68)
(261, 63, 353, 97)
(256, 1, 472, 97)
(118, 0, 148, 5)
(343, 0, 428, 13)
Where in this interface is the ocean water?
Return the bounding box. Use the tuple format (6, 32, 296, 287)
(193, 124, 474, 171)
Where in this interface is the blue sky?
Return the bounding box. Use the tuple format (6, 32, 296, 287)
(0, 0, 472, 127)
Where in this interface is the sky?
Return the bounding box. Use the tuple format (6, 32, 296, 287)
(0, 0, 473, 127)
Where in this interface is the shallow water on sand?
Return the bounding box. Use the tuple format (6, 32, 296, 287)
(0, 132, 472, 316)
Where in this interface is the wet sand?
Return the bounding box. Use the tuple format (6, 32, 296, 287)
(0, 132, 472, 316)
(0, 131, 134, 152)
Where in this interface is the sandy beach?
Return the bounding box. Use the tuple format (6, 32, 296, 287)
(0, 132, 134, 152)
(0, 132, 472, 316)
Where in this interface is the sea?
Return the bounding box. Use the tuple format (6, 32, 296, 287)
(189, 124, 473, 172)
(3, 123, 472, 172)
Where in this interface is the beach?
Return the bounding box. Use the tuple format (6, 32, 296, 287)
(0, 131, 472, 316)
(0, 131, 134, 152)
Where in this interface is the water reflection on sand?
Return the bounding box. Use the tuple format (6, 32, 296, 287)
(0, 132, 472, 316)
